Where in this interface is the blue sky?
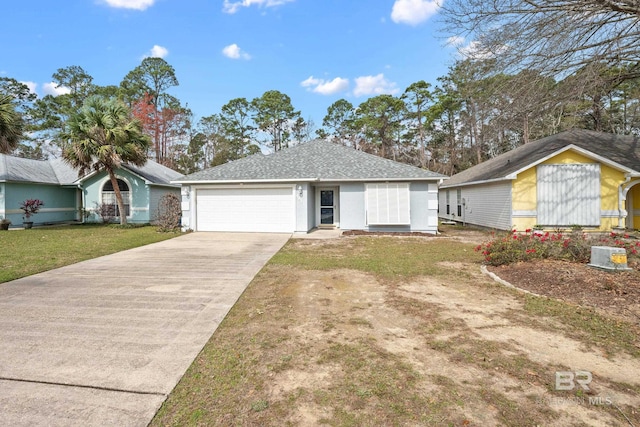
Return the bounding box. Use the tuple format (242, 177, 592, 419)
(1, 0, 462, 128)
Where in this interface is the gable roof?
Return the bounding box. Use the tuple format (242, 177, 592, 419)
(441, 129, 640, 188)
(122, 161, 183, 186)
(0, 154, 182, 186)
(0, 154, 72, 185)
(177, 140, 445, 184)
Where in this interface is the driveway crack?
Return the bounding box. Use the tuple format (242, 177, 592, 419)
(0, 376, 165, 396)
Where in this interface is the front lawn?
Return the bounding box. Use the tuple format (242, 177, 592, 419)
(0, 224, 179, 283)
(152, 234, 640, 426)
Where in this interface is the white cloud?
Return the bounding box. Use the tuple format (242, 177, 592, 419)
(101, 0, 155, 10)
(42, 82, 71, 97)
(458, 40, 507, 60)
(301, 76, 349, 95)
(143, 45, 169, 59)
(353, 74, 399, 97)
(446, 36, 465, 47)
(19, 81, 38, 95)
(391, 0, 440, 26)
(223, 0, 295, 14)
(222, 44, 251, 60)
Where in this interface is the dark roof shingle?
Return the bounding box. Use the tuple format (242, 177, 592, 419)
(441, 129, 640, 188)
(0, 154, 181, 186)
(178, 140, 445, 183)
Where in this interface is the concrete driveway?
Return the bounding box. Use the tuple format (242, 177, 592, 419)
(0, 232, 290, 426)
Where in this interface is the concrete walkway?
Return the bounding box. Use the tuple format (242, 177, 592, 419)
(0, 232, 290, 426)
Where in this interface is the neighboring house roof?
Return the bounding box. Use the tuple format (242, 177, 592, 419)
(0, 154, 182, 186)
(0, 154, 73, 185)
(177, 139, 446, 183)
(441, 129, 640, 188)
(84, 161, 183, 187)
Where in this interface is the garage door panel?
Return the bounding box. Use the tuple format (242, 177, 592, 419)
(196, 187, 295, 232)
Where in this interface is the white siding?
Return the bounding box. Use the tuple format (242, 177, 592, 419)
(537, 164, 600, 226)
(440, 181, 512, 230)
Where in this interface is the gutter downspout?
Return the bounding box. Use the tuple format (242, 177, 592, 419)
(618, 174, 632, 230)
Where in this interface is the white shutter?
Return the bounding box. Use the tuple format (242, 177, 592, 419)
(537, 164, 600, 226)
(366, 183, 410, 225)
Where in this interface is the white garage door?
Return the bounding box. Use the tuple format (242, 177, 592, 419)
(196, 187, 295, 232)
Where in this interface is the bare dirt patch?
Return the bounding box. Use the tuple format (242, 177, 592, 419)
(153, 236, 640, 427)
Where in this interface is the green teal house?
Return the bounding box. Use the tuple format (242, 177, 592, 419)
(0, 154, 182, 227)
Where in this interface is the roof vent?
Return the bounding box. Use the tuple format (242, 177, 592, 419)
(588, 246, 632, 271)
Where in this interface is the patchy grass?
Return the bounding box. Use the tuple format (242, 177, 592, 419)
(271, 236, 482, 279)
(152, 235, 640, 426)
(0, 224, 178, 283)
(522, 295, 640, 358)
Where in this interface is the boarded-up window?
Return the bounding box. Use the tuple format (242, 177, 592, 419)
(366, 183, 410, 225)
(537, 164, 600, 226)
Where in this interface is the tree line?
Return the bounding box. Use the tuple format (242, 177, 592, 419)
(2, 46, 640, 176)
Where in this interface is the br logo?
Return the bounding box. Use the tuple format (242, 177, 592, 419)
(555, 371, 592, 391)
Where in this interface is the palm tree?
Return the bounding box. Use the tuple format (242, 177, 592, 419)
(63, 96, 150, 225)
(0, 94, 23, 153)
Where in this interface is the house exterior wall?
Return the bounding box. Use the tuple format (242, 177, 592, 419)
(83, 169, 151, 223)
(340, 182, 438, 233)
(1, 182, 77, 226)
(409, 182, 439, 231)
(294, 182, 313, 232)
(181, 181, 439, 234)
(306, 185, 315, 231)
(464, 182, 512, 230)
(0, 183, 4, 220)
(631, 184, 640, 229)
(439, 182, 512, 230)
(149, 186, 181, 223)
(511, 150, 624, 231)
(511, 166, 537, 230)
(336, 183, 366, 230)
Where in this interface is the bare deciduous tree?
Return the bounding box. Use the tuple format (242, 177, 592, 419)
(441, 0, 640, 83)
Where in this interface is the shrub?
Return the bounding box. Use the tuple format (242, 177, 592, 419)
(476, 229, 639, 266)
(155, 193, 182, 232)
(20, 198, 44, 221)
(94, 202, 116, 224)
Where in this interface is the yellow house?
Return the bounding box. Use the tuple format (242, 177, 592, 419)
(439, 129, 640, 231)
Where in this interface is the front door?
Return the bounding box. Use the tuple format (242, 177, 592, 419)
(318, 187, 338, 227)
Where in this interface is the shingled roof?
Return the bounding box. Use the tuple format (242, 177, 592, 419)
(441, 129, 640, 188)
(177, 140, 445, 183)
(0, 154, 181, 186)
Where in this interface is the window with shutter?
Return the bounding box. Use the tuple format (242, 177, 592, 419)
(365, 183, 410, 225)
(537, 164, 600, 226)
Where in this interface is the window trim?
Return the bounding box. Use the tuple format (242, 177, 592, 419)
(100, 177, 132, 218)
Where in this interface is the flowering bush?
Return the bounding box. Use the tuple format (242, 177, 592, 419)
(20, 199, 44, 220)
(476, 229, 640, 266)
